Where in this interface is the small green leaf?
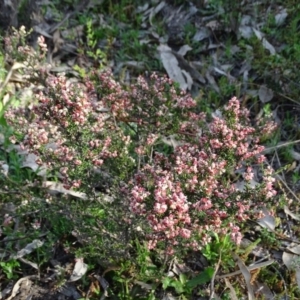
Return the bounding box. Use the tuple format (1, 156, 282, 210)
(186, 267, 214, 289)
(171, 280, 184, 294)
(179, 273, 187, 285)
(162, 277, 172, 290)
(0, 259, 20, 279)
(0, 101, 4, 119)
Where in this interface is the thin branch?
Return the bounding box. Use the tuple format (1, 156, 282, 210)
(263, 139, 300, 153)
(209, 255, 222, 300)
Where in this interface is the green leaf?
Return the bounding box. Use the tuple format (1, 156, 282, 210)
(186, 267, 214, 289)
(171, 280, 184, 294)
(0, 259, 20, 279)
(179, 273, 187, 285)
(162, 277, 172, 290)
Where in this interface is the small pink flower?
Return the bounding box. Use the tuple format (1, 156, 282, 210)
(74, 159, 82, 166)
(3, 215, 13, 226)
(135, 146, 145, 155)
(243, 166, 254, 181)
(72, 180, 82, 188)
(180, 228, 191, 239)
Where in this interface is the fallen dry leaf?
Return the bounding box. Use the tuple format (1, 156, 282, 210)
(275, 8, 288, 26)
(282, 250, 300, 291)
(10, 239, 44, 259)
(52, 30, 65, 54)
(259, 85, 274, 103)
(69, 258, 88, 282)
(193, 27, 211, 42)
(287, 244, 300, 255)
(256, 214, 276, 231)
(158, 44, 193, 90)
(253, 28, 276, 55)
(6, 276, 39, 300)
(284, 205, 300, 221)
(233, 253, 255, 300)
(149, 1, 166, 26)
(43, 181, 87, 200)
(253, 281, 274, 299)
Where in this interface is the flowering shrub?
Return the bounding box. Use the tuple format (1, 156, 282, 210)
(126, 98, 277, 254)
(3, 28, 277, 259)
(2, 26, 47, 74)
(5, 74, 136, 192)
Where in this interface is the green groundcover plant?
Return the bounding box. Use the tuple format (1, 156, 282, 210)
(3, 27, 278, 262)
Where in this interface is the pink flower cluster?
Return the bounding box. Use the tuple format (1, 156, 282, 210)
(130, 166, 192, 254)
(5, 73, 131, 190)
(3, 27, 47, 68)
(92, 71, 201, 137)
(206, 98, 265, 163)
(127, 97, 277, 253)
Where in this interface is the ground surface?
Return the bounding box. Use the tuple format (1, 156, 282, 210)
(1, 0, 300, 299)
